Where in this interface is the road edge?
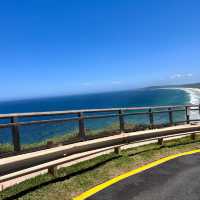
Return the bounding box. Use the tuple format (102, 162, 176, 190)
(73, 149, 200, 200)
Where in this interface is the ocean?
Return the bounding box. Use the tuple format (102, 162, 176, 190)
(0, 88, 200, 145)
(0, 88, 192, 113)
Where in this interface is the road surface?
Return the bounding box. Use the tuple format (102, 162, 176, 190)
(86, 152, 200, 200)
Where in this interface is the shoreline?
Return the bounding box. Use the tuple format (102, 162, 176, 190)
(160, 87, 200, 105)
(160, 87, 200, 120)
(177, 88, 200, 105)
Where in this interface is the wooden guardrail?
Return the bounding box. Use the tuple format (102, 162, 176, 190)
(1, 123, 200, 184)
(0, 104, 200, 154)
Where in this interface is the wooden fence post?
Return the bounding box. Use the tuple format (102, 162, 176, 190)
(46, 141, 57, 176)
(47, 141, 54, 148)
(48, 166, 57, 176)
(157, 138, 163, 145)
(168, 107, 173, 126)
(119, 110, 125, 133)
(11, 117, 21, 152)
(149, 109, 154, 128)
(114, 146, 121, 154)
(185, 106, 190, 124)
(199, 104, 200, 115)
(191, 133, 196, 140)
(78, 112, 86, 140)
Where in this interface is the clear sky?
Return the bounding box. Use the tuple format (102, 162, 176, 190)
(0, 0, 200, 100)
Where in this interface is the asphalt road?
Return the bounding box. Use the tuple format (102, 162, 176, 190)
(87, 153, 200, 200)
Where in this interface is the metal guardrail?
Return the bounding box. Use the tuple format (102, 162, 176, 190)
(0, 104, 200, 153)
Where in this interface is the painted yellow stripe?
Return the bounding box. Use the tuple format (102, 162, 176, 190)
(73, 149, 200, 200)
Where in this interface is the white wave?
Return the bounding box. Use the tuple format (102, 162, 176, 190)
(160, 87, 200, 120)
(178, 88, 200, 105)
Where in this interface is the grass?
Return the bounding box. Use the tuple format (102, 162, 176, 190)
(0, 144, 14, 153)
(1, 134, 200, 200)
(0, 131, 78, 154)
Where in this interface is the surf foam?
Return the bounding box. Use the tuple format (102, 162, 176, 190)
(160, 87, 200, 120)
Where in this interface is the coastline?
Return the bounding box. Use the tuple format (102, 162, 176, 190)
(160, 87, 200, 120)
(160, 87, 200, 105)
(177, 88, 200, 105)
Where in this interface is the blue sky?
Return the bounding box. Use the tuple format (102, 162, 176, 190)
(0, 0, 200, 100)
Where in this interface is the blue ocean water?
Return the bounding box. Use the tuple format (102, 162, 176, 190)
(0, 88, 190, 144)
(0, 88, 189, 113)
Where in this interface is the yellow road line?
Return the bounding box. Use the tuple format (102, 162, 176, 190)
(73, 149, 200, 200)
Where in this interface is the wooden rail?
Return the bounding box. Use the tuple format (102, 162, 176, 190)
(0, 104, 199, 154)
(1, 124, 200, 184)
